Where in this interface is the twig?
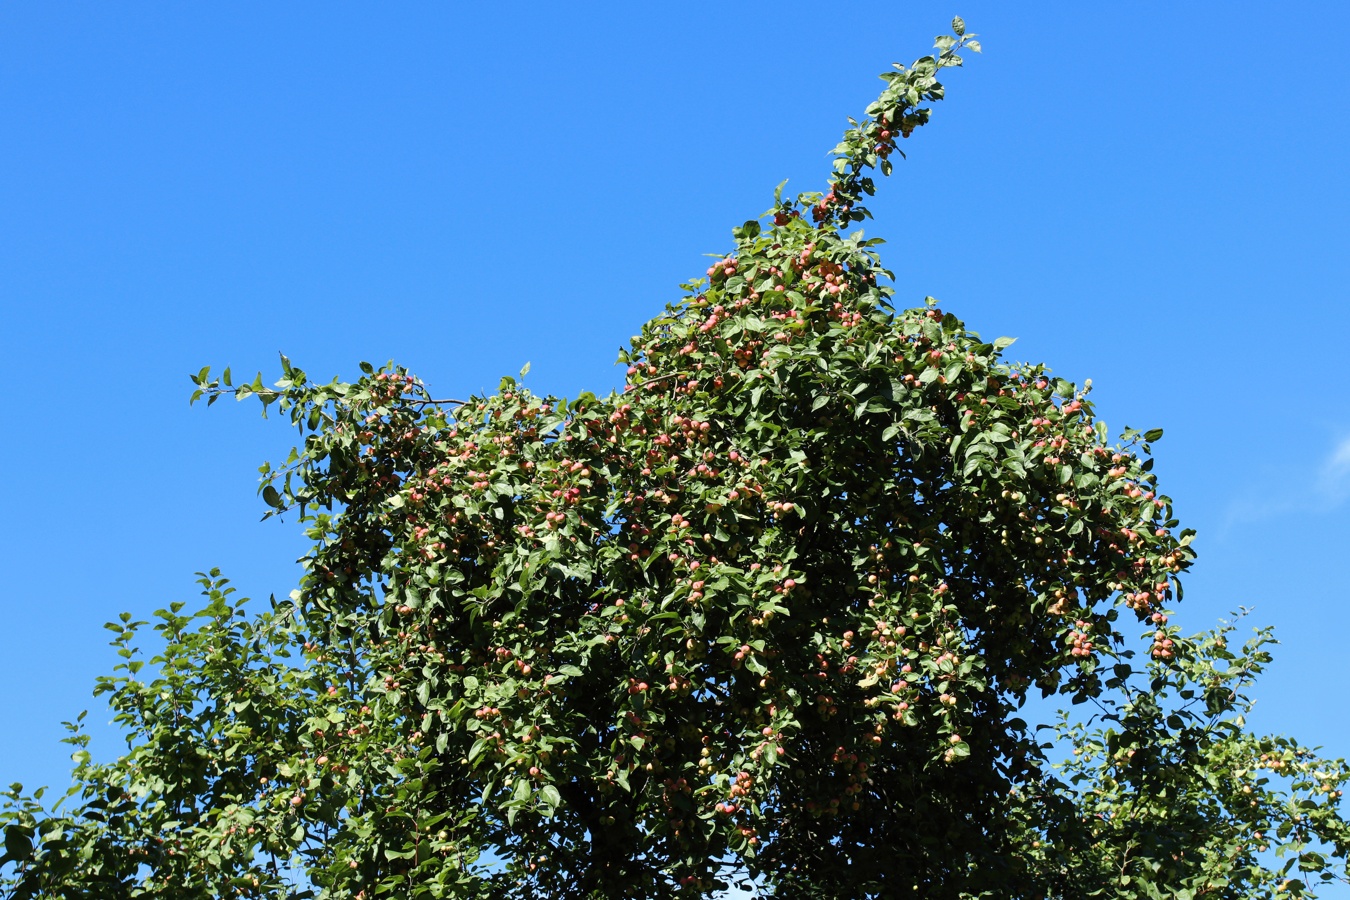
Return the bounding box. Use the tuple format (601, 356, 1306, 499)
(408, 397, 469, 407)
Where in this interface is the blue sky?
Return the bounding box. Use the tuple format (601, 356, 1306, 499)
(2, 1, 1348, 888)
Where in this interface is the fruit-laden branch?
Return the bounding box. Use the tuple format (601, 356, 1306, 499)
(774, 17, 980, 232)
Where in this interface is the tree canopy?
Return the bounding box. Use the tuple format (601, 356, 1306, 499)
(4, 18, 1349, 900)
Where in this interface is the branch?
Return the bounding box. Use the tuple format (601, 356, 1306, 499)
(407, 398, 469, 407)
(778, 22, 980, 232)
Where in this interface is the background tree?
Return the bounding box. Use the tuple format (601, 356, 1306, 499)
(4, 19, 1349, 900)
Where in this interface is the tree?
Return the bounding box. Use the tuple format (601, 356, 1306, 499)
(3, 18, 1349, 900)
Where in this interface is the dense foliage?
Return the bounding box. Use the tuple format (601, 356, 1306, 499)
(4, 18, 1349, 899)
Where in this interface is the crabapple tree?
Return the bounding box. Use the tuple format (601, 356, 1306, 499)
(4, 17, 1350, 900)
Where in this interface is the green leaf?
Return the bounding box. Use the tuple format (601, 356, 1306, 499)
(1144, 428, 1164, 442)
(540, 784, 562, 811)
(262, 485, 283, 508)
(3, 825, 33, 863)
(952, 15, 966, 36)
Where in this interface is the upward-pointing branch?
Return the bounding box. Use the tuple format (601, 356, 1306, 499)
(775, 17, 980, 232)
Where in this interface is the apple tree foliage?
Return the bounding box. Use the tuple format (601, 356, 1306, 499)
(4, 18, 1350, 900)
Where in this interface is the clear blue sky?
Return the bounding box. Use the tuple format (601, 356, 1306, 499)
(2, 0, 1347, 885)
